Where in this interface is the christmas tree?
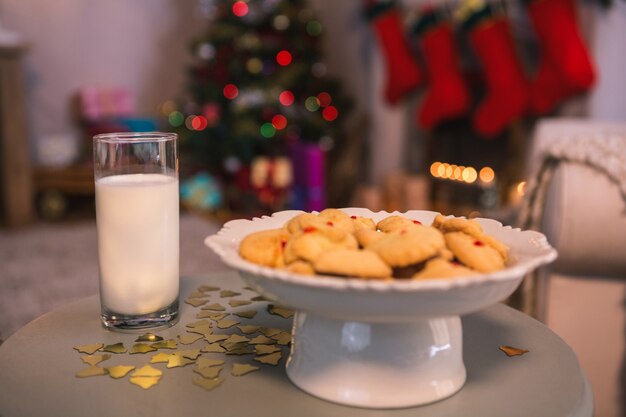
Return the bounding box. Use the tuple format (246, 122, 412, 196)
(167, 0, 350, 215)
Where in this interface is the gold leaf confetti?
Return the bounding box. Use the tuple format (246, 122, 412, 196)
(268, 304, 294, 319)
(186, 319, 211, 329)
(229, 299, 252, 307)
(80, 354, 111, 366)
(150, 352, 172, 364)
(236, 325, 260, 334)
(196, 358, 225, 368)
(225, 346, 255, 356)
(178, 333, 203, 345)
(271, 331, 292, 346)
(259, 327, 282, 338)
(219, 290, 241, 298)
(202, 303, 226, 312)
(132, 365, 163, 377)
(75, 366, 107, 378)
(194, 365, 222, 379)
(242, 286, 254, 291)
(224, 334, 250, 344)
(204, 334, 229, 343)
(251, 295, 269, 302)
(135, 333, 163, 342)
(103, 342, 127, 354)
(130, 343, 157, 354)
(179, 349, 202, 360)
(231, 363, 259, 376)
(196, 311, 228, 320)
(233, 310, 257, 319)
(499, 345, 529, 357)
(216, 319, 239, 329)
(107, 365, 135, 379)
(129, 376, 161, 389)
(249, 335, 275, 345)
(193, 376, 223, 391)
(185, 298, 208, 307)
(166, 354, 195, 368)
(254, 344, 281, 355)
(151, 339, 177, 350)
(202, 343, 226, 353)
(189, 290, 209, 299)
(254, 351, 282, 366)
(198, 285, 220, 292)
(73, 343, 103, 355)
(187, 325, 213, 337)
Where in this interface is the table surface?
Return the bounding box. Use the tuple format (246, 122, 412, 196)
(0, 272, 593, 417)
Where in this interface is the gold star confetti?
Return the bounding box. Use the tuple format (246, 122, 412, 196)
(254, 345, 281, 355)
(196, 311, 228, 320)
(196, 358, 224, 368)
(499, 345, 529, 357)
(185, 298, 208, 307)
(151, 339, 177, 350)
(259, 327, 282, 338)
(186, 319, 211, 329)
(236, 325, 260, 334)
(178, 333, 203, 345)
(188, 290, 208, 299)
(193, 376, 223, 391)
(229, 299, 252, 307)
(107, 365, 135, 379)
(216, 319, 239, 329)
(219, 290, 241, 298)
(179, 349, 202, 360)
(130, 343, 157, 354)
(73, 343, 103, 355)
(233, 310, 257, 319)
(129, 376, 161, 389)
(150, 352, 172, 364)
(198, 285, 220, 292)
(80, 353, 111, 366)
(167, 354, 196, 369)
(202, 303, 226, 312)
(231, 363, 259, 376)
(135, 333, 163, 342)
(102, 342, 127, 354)
(271, 331, 292, 346)
(254, 351, 282, 366)
(202, 343, 226, 353)
(75, 366, 107, 378)
(268, 304, 294, 319)
(204, 334, 229, 343)
(249, 335, 275, 345)
(194, 365, 222, 379)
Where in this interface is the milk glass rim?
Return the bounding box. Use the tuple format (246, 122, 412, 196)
(93, 132, 177, 144)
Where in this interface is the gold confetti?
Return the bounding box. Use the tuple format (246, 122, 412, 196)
(132, 365, 163, 377)
(73, 343, 103, 355)
(242, 286, 254, 291)
(103, 342, 127, 354)
(254, 345, 280, 355)
(188, 290, 208, 298)
(130, 343, 157, 354)
(268, 304, 294, 319)
(231, 363, 260, 376)
(198, 285, 220, 292)
(202, 343, 226, 353)
(233, 310, 257, 319)
(202, 303, 226, 312)
(499, 345, 529, 357)
(167, 354, 196, 368)
(194, 365, 222, 379)
(75, 366, 107, 378)
(80, 354, 111, 366)
(271, 331, 292, 346)
(259, 327, 282, 338)
(179, 349, 202, 360)
(187, 325, 213, 337)
(249, 335, 275, 345)
(178, 333, 203, 345)
(224, 334, 250, 344)
(229, 299, 252, 307)
(216, 319, 239, 329)
(251, 295, 269, 302)
(186, 319, 211, 329)
(236, 325, 260, 334)
(219, 290, 241, 298)
(185, 298, 208, 307)
(254, 351, 282, 366)
(196, 311, 228, 320)
(152, 339, 177, 350)
(196, 358, 225, 368)
(130, 376, 161, 389)
(150, 352, 172, 364)
(107, 365, 135, 379)
(135, 333, 163, 342)
(204, 334, 229, 343)
(193, 376, 223, 391)
(225, 346, 255, 355)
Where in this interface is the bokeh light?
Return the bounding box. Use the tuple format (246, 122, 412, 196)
(260, 122, 276, 138)
(322, 106, 338, 121)
(276, 50, 292, 66)
(246, 58, 263, 74)
(168, 111, 184, 127)
(306, 20, 323, 36)
(232, 1, 248, 17)
(191, 115, 208, 131)
(223, 84, 239, 99)
(305, 96, 320, 112)
(479, 167, 495, 184)
(317, 92, 331, 107)
(279, 90, 295, 106)
(272, 114, 287, 130)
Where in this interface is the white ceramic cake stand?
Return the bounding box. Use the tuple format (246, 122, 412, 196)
(205, 208, 557, 409)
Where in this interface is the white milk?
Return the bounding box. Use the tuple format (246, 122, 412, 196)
(96, 173, 179, 315)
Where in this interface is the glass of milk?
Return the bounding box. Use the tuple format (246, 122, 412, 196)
(93, 132, 179, 331)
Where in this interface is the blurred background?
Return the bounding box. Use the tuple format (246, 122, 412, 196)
(0, 0, 625, 415)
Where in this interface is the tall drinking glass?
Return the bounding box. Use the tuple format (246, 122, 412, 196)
(93, 132, 179, 331)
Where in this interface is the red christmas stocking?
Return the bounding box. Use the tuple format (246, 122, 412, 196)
(414, 13, 470, 129)
(468, 14, 529, 137)
(526, 0, 596, 114)
(365, 1, 422, 105)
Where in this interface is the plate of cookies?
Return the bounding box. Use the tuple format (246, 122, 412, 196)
(205, 208, 557, 408)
